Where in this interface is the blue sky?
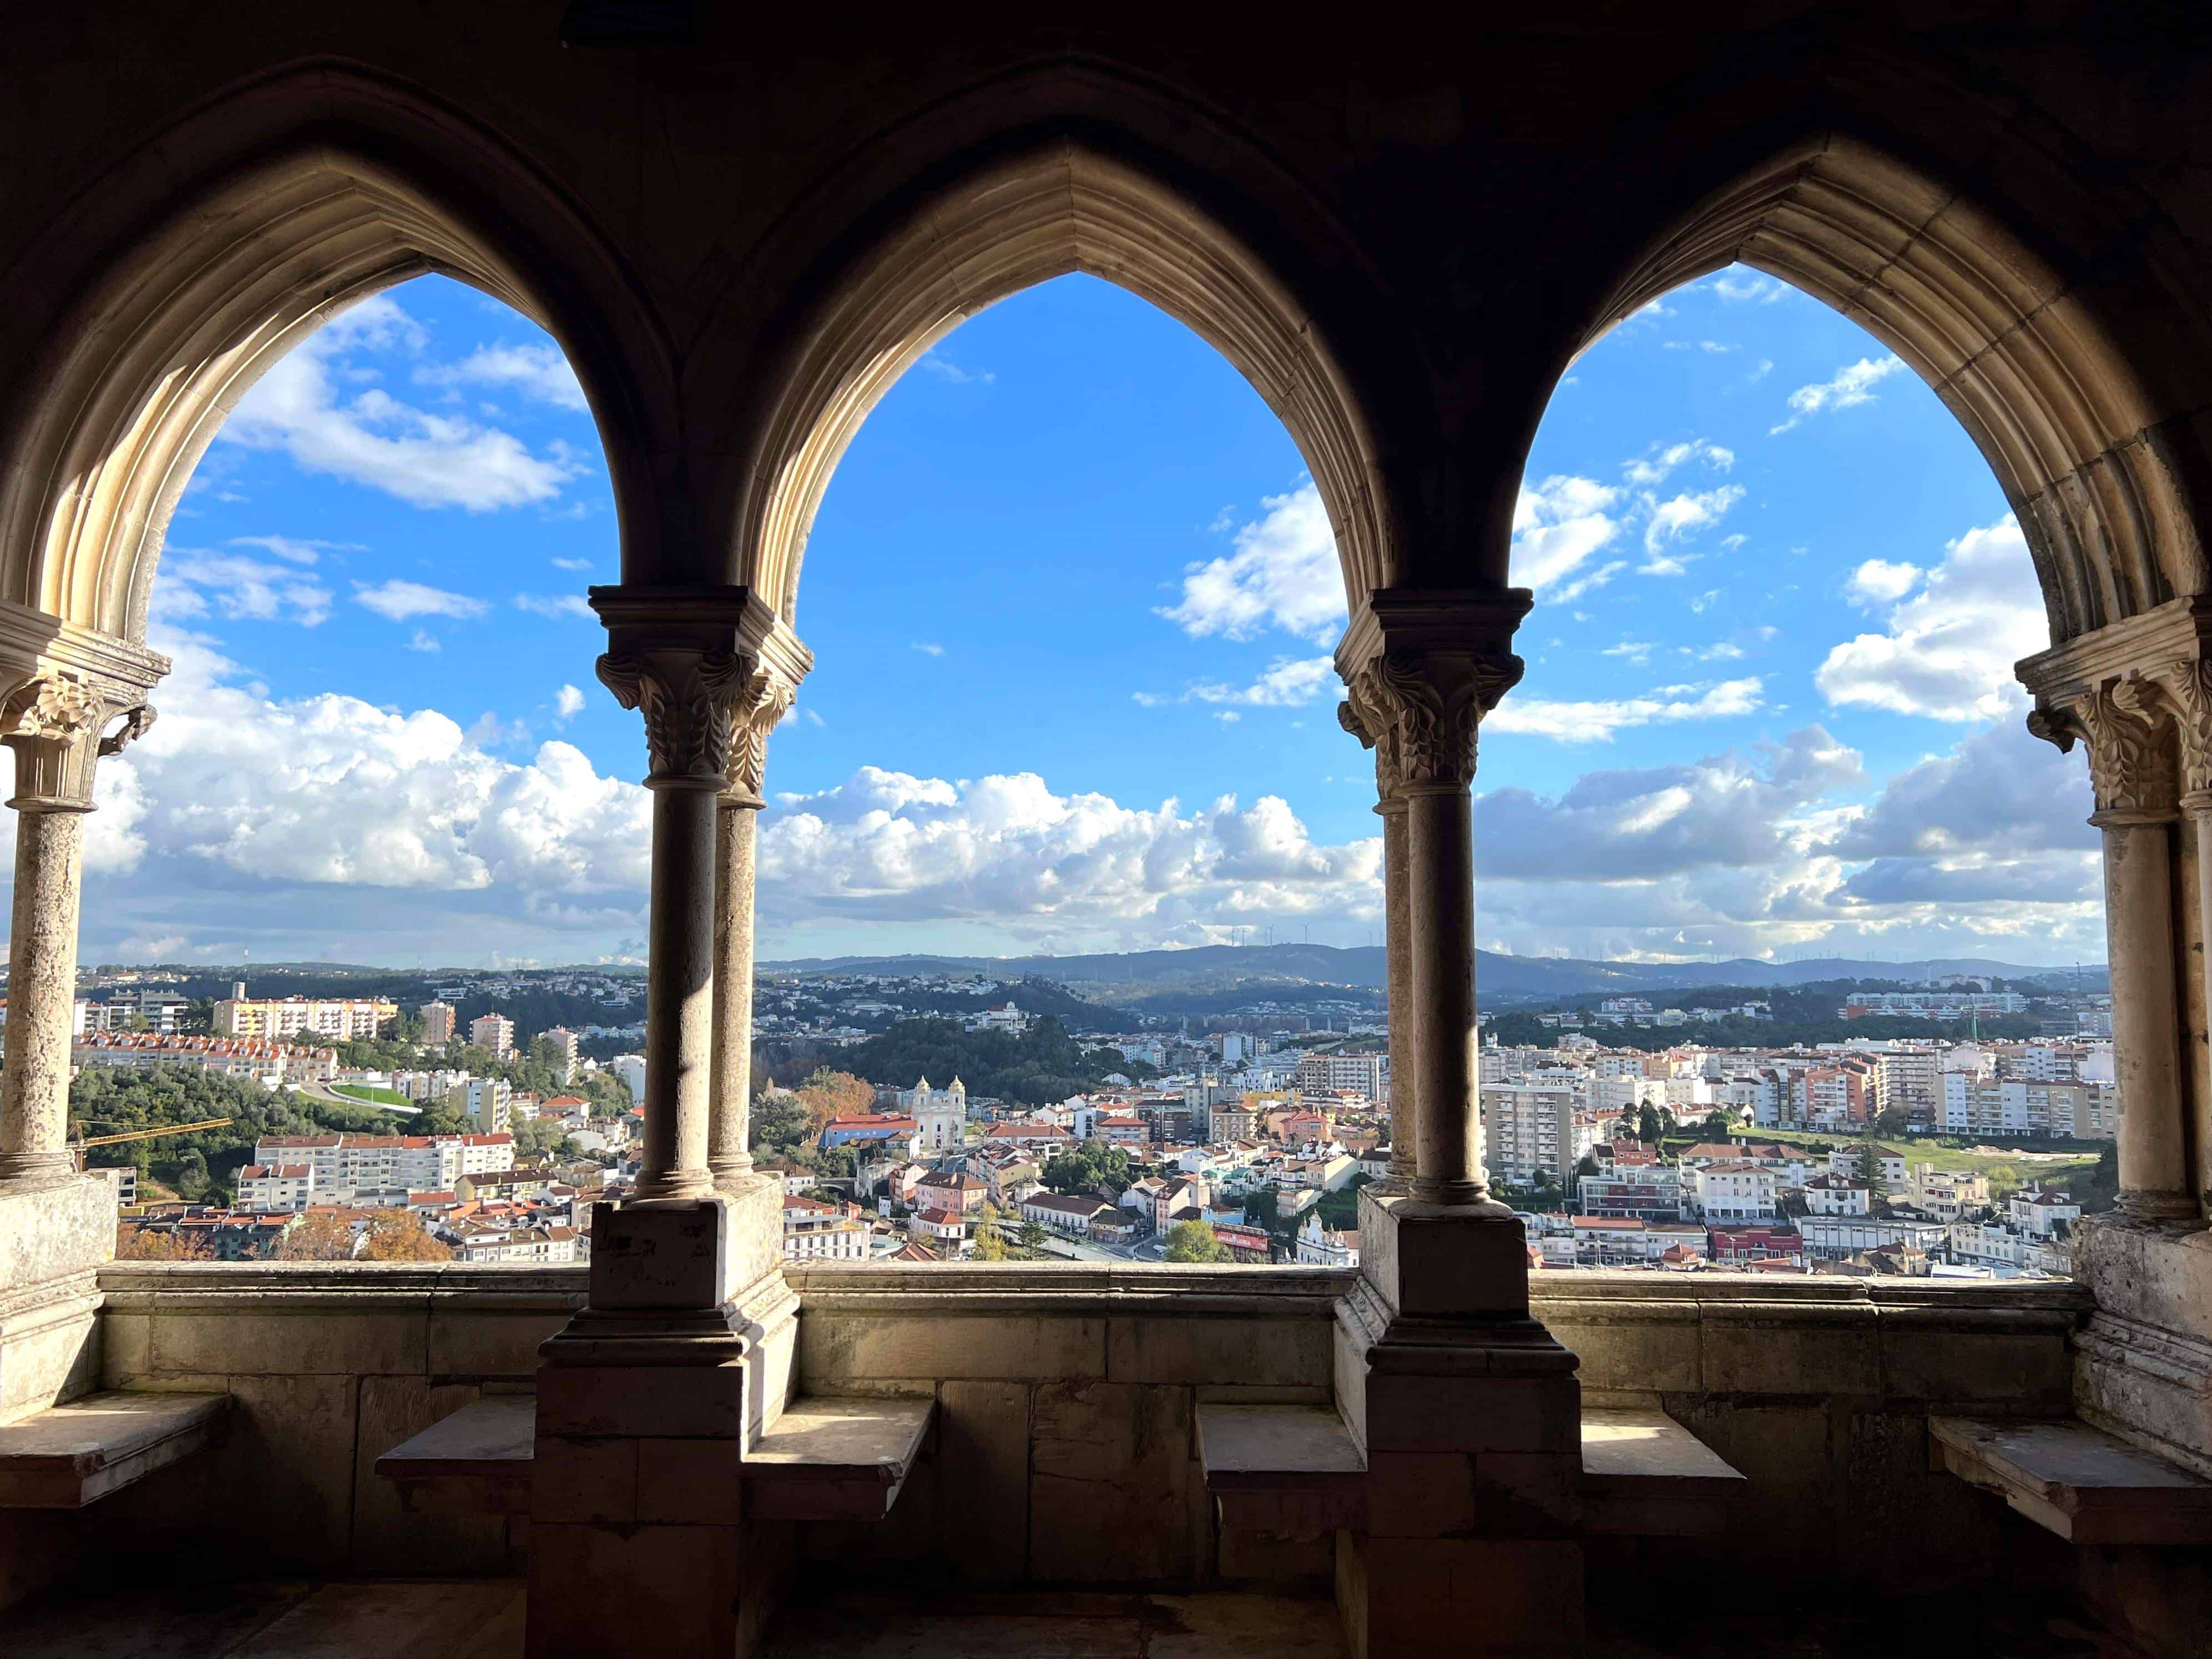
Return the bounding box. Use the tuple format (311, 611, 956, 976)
(67, 267, 2102, 967)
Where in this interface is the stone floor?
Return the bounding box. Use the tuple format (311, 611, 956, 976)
(0, 1577, 2149, 1657)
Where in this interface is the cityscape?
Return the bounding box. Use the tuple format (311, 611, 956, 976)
(62, 954, 2114, 1283)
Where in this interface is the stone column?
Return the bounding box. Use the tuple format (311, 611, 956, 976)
(2034, 677, 2196, 1219)
(531, 589, 810, 1659)
(1345, 649, 1519, 1208)
(596, 647, 750, 1203)
(1339, 695, 1415, 1188)
(0, 681, 150, 1185)
(1331, 590, 1582, 1659)
(2152, 657, 2212, 1217)
(708, 669, 794, 1195)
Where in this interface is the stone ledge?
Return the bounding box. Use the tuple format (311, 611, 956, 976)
(0, 1388, 227, 1506)
(1931, 1414, 2212, 1544)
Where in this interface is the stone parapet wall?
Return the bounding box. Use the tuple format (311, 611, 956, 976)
(785, 1262, 1348, 1586)
(67, 1262, 2089, 1591)
(89, 1261, 584, 1576)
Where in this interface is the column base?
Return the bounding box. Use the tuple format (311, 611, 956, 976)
(2118, 1190, 2203, 1223)
(1335, 1186, 1584, 1656)
(1358, 1186, 1531, 1319)
(527, 1183, 795, 1658)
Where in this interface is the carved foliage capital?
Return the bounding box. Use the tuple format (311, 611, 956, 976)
(724, 666, 797, 805)
(1341, 649, 1521, 790)
(597, 649, 752, 788)
(2147, 656, 2212, 801)
(2041, 673, 2179, 822)
(0, 672, 150, 811)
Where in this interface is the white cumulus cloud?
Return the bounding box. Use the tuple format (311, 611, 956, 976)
(1158, 483, 1347, 644)
(1815, 515, 2047, 722)
(218, 294, 583, 510)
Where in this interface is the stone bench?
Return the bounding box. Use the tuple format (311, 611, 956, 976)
(1578, 1408, 1745, 1535)
(1195, 1403, 1368, 1534)
(376, 1394, 536, 1516)
(1196, 1403, 1746, 1539)
(376, 1393, 937, 1523)
(1930, 1415, 2212, 1546)
(0, 1390, 229, 1508)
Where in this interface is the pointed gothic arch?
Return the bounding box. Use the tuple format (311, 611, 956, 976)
(0, 66, 678, 649)
(1574, 135, 2207, 645)
(728, 139, 1395, 630)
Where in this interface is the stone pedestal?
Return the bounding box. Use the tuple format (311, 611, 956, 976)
(0, 1171, 116, 1425)
(1334, 1188, 1585, 1658)
(526, 1181, 795, 1659)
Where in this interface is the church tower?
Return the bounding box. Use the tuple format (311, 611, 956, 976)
(915, 1074, 962, 1157)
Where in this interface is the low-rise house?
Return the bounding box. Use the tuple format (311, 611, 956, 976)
(782, 1193, 872, 1261)
(1801, 1174, 1871, 1217)
(1687, 1161, 1776, 1221)
(1021, 1191, 1117, 1237)
(236, 1163, 312, 1213)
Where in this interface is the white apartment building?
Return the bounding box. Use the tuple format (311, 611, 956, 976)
(1687, 1161, 1777, 1221)
(1295, 1050, 1388, 1100)
(612, 1053, 646, 1103)
(1479, 1084, 1589, 1190)
(215, 994, 396, 1043)
(470, 1013, 516, 1058)
(252, 1132, 515, 1197)
(1942, 1074, 2116, 1139)
(540, 1026, 580, 1081)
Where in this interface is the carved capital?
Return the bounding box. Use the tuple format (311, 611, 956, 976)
(2038, 673, 2179, 825)
(723, 666, 797, 807)
(596, 649, 752, 789)
(0, 673, 149, 811)
(2147, 656, 2212, 803)
(1341, 650, 1521, 790)
(1337, 679, 1407, 800)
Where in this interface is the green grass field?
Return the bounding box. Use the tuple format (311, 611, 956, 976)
(331, 1082, 413, 1107)
(1692, 1124, 2103, 1197)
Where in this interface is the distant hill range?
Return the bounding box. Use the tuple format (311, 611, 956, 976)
(757, 943, 2105, 1003)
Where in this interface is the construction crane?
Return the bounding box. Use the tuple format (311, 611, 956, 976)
(69, 1117, 231, 1165)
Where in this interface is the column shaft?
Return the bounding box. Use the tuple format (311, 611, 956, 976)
(0, 810, 83, 1183)
(2192, 805, 2212, 1213)
(1404, 782, 1484, 1205)
(2103, 818, 2196, 1217)
(708, 794, 761, 1192)
(1378, 796, 1416, 1189)
(638, 784, 718, 1201)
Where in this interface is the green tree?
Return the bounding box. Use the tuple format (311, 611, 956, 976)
(1042, 1141, 1132, 1198)
(1019, 1218, 1046, 1253)
(1856, 1134, 1890, 1210)
(1638, 1104, 1664, 1146)
(971, 1200, 1009, 1261)
(512, 1117, 575, 1161)
(1164, 1218, 1232, 1263)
